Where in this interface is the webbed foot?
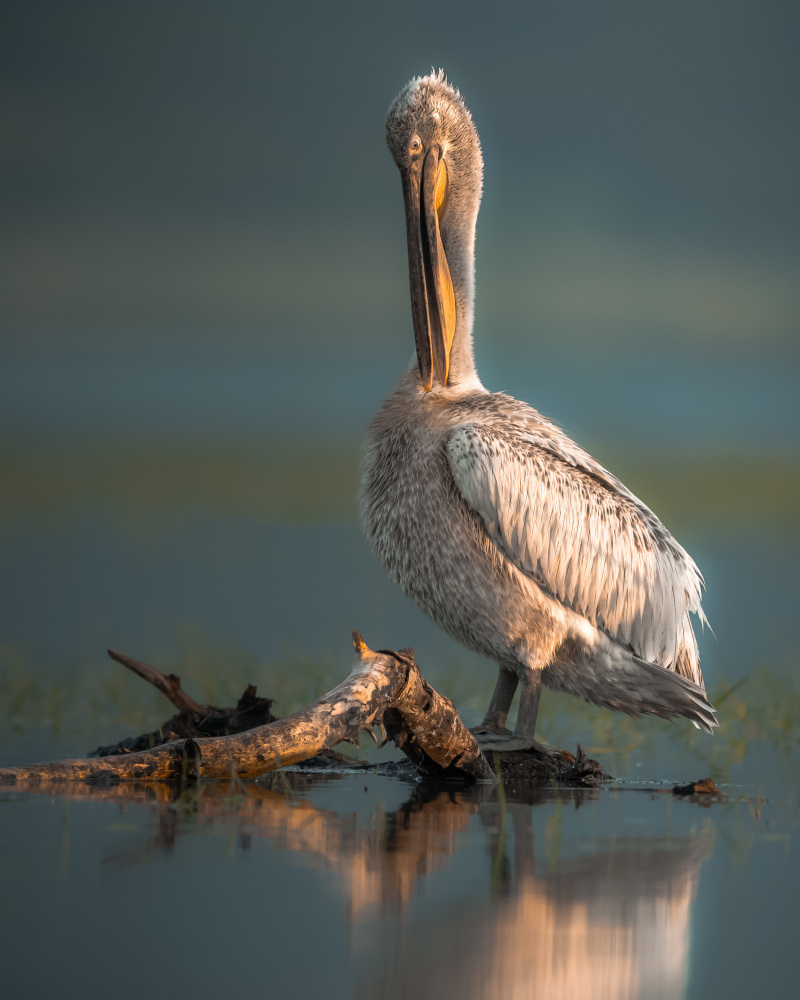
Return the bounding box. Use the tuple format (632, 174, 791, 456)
(472, 729, 547, 754)
(470, 724, 512, 739)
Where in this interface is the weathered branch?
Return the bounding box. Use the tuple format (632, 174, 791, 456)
(89, 655, 276, 757)
(106, 649, 207, 716)
(0, 631, 495, 785)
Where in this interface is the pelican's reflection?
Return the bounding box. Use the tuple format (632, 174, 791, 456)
(39, 774, 711, 998)
(368, 793, 710, 1000)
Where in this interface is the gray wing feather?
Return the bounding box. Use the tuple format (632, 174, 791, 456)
(543, 648, 717, 733)
(447, 422, 707, 685)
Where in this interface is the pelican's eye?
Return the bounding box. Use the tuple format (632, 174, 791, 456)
(409, 135, 422, 155)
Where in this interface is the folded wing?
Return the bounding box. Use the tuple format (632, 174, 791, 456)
(446, 421, 707, 685)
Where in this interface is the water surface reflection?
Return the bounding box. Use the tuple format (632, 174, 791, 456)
(369, 789, 710, 1000)
(12, 775, 717, 999)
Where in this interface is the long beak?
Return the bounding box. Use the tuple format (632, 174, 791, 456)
(401, 148, 456, 389)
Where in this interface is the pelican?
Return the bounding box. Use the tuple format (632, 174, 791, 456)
(359, 72, 717, 750)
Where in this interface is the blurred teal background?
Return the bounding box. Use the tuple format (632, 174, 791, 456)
(3, 10, 799, 999)
(1, 2, 798, 781)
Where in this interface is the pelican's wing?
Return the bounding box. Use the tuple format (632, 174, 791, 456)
(446, 422, 706, 684)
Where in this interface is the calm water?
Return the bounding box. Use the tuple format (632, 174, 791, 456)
(1, 774, 797, 999)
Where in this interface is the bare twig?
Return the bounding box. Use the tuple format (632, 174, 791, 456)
(106, 649, 207, 717)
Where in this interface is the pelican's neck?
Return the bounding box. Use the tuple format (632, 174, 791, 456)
(443, 229, 479, 387)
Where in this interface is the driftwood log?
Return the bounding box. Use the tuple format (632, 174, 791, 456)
(0, 631, 608, 787)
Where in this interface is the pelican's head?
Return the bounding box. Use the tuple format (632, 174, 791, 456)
(386, 72, 483, 390)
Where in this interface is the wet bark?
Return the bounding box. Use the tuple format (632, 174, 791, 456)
(489, 742, 608, 784)
(0, 632, 608, 787)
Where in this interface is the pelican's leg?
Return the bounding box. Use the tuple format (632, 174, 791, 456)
(511, 667, 542, 744)
(471, 666, 518, 737)
(475, 667, 543, 753)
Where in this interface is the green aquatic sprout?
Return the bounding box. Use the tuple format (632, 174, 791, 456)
(490, 753, 508, 893)
(544, 790, 564, 873)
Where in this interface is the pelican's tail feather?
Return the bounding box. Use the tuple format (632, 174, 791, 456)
(542, 639, 718, 734)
